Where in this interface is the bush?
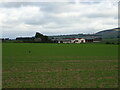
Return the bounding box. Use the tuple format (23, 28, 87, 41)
(111, 42, 114, 44)
(117, 42, 120, 45)
(105, 42, 111, 44)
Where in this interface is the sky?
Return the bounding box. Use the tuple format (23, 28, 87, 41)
(0, 0, 119, 39)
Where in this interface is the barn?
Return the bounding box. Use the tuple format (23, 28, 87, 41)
(58, 38, 86, 43)
(71, 38, 86, 43)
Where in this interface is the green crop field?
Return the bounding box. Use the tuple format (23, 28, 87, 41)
(2, 43, 118, 88)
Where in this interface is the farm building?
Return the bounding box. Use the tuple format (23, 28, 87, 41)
(57, 38, 86, 43)
(52, 37, 102, 43)
(49, 34, 102, 43)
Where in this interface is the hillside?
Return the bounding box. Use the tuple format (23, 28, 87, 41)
(48, 28, 119, 39)
(95, 28, 120, 38)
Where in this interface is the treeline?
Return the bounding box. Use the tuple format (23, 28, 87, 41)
(101, 38, 120, 45)
(2, 32, 53, 43)
(16, 32, 53, 43)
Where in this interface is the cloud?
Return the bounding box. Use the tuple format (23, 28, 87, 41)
(0, 5, 44, 24)
(0, 1, 118, 38)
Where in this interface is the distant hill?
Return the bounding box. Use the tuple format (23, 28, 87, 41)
(48, 28, 119, 40)
(48, 34, 101, 39)
(95, 28, 120, 39)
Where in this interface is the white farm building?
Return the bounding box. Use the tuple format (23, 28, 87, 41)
(58, 38, 86, 43)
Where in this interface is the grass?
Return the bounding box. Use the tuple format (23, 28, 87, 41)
(2, 43, 118, 88)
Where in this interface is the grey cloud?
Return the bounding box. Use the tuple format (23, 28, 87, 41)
(86, 13, 117, 18)
(0, 1, 118, 39)
(2, 30, 35, 39)
(0, 2, 42, 8)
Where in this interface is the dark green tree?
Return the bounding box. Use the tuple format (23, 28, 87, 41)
(35, 32, 44, 38)
(35, 32, 52, 43)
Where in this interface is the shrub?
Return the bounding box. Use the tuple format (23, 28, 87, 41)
(106, 42, 111, 44)
(111, 42, 114, 44)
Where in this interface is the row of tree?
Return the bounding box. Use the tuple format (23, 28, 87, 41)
(34, 32, 52, 43)
(2, 32, 55, 43)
